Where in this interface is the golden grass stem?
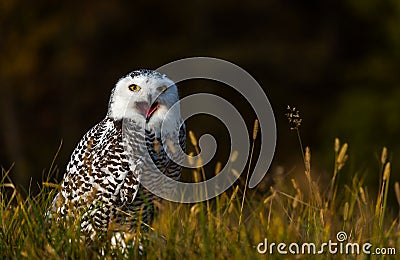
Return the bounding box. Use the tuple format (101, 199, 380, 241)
(329, 139, 348, 210)
(188, 131, 211, 221)
(296, 129, 306, 168)
(375, 162, 391, 241)
(238, 119, 258, 241)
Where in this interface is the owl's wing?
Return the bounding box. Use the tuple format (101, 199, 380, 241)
(51, 118, 140, 236)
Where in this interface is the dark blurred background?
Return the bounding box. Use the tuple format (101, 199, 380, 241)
(1, 0, 400, 194)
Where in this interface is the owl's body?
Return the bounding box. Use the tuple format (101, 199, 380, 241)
(50, 70, 185, 241)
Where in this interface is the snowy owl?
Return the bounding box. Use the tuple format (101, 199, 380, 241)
(50, 70, 186, 243)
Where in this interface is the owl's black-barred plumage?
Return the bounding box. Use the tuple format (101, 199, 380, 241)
(50, 70, 185, 242)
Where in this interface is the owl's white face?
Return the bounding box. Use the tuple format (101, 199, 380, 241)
(108, 70, 181, 130)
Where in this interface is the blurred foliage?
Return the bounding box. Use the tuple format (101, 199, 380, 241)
(1, 0, 400, 192)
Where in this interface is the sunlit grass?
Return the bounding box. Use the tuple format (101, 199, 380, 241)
(1, 121, 400, 258)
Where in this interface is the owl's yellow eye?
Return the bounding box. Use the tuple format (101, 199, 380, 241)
(128, 84, 141, 92)
(159, 85, 168, 92)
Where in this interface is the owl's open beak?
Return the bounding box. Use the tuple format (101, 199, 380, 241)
(135, 101, 159, 122)
(146, 101, 159, 122)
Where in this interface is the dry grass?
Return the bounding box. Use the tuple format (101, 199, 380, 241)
(1, 119, 400, 258)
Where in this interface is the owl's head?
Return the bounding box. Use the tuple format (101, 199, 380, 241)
(108, 70, 180, 129)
